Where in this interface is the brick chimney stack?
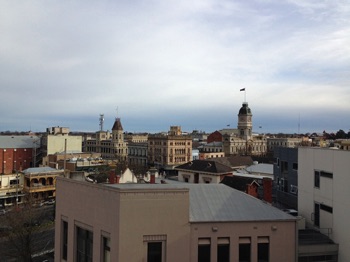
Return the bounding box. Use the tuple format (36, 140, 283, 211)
(263, 177, 272, 203)
(149, 166, 157, 184)
(109, 170, 116, 184)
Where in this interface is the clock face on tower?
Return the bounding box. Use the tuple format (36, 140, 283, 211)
(247, 116, 252, 122)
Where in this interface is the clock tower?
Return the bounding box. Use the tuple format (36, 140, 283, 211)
(237, 102, 253, 140)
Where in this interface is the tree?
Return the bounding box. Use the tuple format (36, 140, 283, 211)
(335, 129, 347, 139)
(0, 196, 54, 262)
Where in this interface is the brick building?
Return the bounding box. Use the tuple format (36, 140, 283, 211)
(0, 135, 40, 174)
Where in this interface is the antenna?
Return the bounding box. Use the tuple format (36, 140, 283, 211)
(298, 113, 300, 134)
(99, 114, 104, 131)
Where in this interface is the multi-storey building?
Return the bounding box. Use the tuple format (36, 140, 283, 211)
(298, 147, 349, 261)
(198, 141, 225, 160)
(148, 126, 192, 173)
(126, 132, 148, 167)
(273, 147, 298, 209)
(267, 137, 302, 153)
(176, 159, 233, 184)
(125, 133, 148, 143)
(0, 173, 24, 208)
(55, 178, 297, 262)
(0, 135, 40, 173)
(223, 102, 267, 156)
(46, 152, 104, 172)
(83, 118, 128, 162)
(128, 142, 148, 167)
(23, 167, 64, 201)
(41, 127, 82, 166)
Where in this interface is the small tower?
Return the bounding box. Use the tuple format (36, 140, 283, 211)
(111, 118, 128, 161)
(237, 102, 253, 140)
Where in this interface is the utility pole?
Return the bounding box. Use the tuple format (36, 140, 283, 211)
(63, 139, 67, 177)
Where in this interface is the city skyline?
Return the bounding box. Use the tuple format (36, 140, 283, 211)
(1, 1, 349, 134)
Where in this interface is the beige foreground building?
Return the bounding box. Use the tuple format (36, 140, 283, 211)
(298, 147, 349, 261)
(55, 178, 297, 262)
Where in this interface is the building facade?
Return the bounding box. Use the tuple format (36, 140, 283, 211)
(176, 159, 233, 184)
(23, 167, 64, 201)
(0, 135, 40, 174)
(267, 138, 302, 153)
(55, 179, 297, 262)
(198, 142, 225, 160)
(0, 173, 24, 208)
(83, 118, 128, 161)
(42, 127, 82, 166)
(223, 102, 267, 156)
(273, 147, 298, 209)
(148, 126, 192, 171)
(298, 147, 350, 261)
(128, 142, 148, 167)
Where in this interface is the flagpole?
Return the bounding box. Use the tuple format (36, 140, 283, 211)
(240, 88, 246, 102)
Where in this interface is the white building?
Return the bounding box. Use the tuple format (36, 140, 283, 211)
(298, 147, 349, 261)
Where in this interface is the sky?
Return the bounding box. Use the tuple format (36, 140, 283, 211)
(1, 0, 349, 134)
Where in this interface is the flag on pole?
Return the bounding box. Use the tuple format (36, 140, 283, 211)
(240, 88, 245, 91)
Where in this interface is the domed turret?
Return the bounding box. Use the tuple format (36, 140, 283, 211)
(237, 102, 253, 140)
(238, 102, 252, 115)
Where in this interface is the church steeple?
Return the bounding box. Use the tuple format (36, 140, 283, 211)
(237, 102, 253, 140)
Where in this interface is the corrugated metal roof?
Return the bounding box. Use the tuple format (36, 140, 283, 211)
(246, 163, 273, 175)
(106, 183, 294, 222)
(187, 184, 292, 222)
(23, 167, 62, 174)
(0, 136, 40, 149)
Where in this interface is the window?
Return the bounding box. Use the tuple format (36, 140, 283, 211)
(275, 158, 280, 167)
(76, 226, 93, 262)
(217, 238, 229, 262)
(320, 171, 333, 179)
(320, 204, 333, 214)
(198, 238, 211, 262)
(292, 163, 298, 170)
(281, 161, 288, 172)
(102, 236, 110, 262)
(239, 237, 251, 262)
(258, 237, 269, 262)
(314, 171, 320, 188)
(290, 185, 298, 194)
(144, 235, 166, 262)
(148, 242, 162, 262)
(10, 179, 19, 186)
(315, 170, 333, 189)
(314, 203, 320, 227)
(62, 221, 68, 260)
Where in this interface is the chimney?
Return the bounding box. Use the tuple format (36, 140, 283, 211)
(149, 166, 157, 184)
(109, 170, 116, 184)
(116, 174, 120, 184)
(263, 177, 272, 203)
